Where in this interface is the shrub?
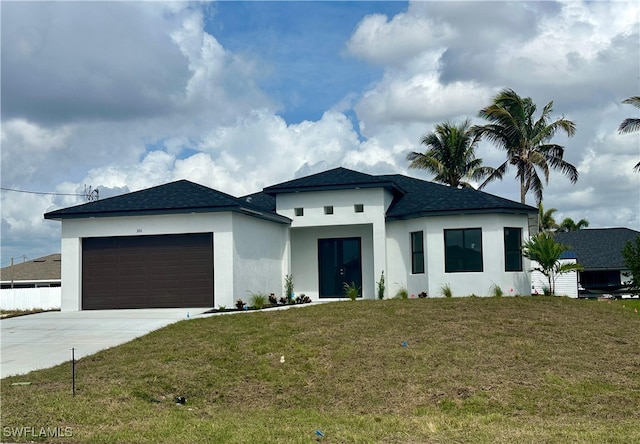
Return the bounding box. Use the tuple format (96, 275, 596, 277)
(439, 283, 453, 298)
(278, 296, 289, 305)
(250, 293, 268, 309)
(489, 283, 504, 297)
(622, 236, 640, 294)
(235, 299, 245, 310)
(377, 271, 385, 300)
(395, 286, 409, 299)
(295, 293, 311, 304)
(418, 291, 428, 298)
(284, 274, 294, 303)
(343, 282, 360, 301)
(268, 293, 278, 305)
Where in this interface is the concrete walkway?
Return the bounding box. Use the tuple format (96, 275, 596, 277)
(0, 308, 209, 378)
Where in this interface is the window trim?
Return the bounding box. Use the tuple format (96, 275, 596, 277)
(410, 231, 425, 274)
(444, 228, 483, 273)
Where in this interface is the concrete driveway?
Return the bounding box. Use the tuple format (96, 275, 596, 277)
(0, 308, 210, 378)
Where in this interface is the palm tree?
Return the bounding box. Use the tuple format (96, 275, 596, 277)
(617, 96, 640, 172)
(538, 203, 559, 233)
(557, 217, 589, 232)
(522, 232, 583, 295)
(474, 88, 578, 204)
(407, 119, 494, 188)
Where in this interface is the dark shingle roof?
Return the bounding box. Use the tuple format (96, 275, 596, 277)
(0, 254, 61, 282)
(263, 167, 404, 195)
(382, 174, 536, 219)
(43, 168, 537, 224)
(554, 228, 640, 270)
(261, 167, 535, 219)
(44, 180, 290, 223)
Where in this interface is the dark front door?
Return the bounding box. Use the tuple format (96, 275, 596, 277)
(318, 237, 362, 298)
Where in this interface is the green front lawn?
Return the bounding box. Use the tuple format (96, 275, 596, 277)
(2, 297, 639, 443)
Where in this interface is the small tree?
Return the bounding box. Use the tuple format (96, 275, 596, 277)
(621, 236, 640, 294)
(284, 274, 294, 303)
(522, 232, 583, 295)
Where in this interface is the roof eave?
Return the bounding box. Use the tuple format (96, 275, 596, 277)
(386, 207, 538, 221)
(263, 181, 405, 196)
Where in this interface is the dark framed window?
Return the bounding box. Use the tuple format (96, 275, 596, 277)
(504, 227, 523, 272)
(324, 206, 334, 215)
(354, 204, 364, 213)
(294, 207, 304, 216)
(411, 231, 425, 274)
(444, 228, 483, 272)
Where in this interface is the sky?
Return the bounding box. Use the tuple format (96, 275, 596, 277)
(1, 0, 639, 266)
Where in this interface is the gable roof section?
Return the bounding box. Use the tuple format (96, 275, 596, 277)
(263, 167, 405, 195)
(382, 174, 537, 220)
(554, 228, 640, 270)
(44, 180, 290, 224)
(0, 254, 61, 282)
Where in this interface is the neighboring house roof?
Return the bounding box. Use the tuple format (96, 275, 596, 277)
(0, 254, 61, 282)
(44, 167, 537, 224)
(555, 228, 640, 270)
(44, 180, 290, 224)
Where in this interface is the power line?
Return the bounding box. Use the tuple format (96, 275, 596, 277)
(0, 187, 83, 197)
(1, 185, 99, 201)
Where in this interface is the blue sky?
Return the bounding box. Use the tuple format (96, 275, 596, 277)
(1, 1, 639, 264)
(208, 2, 407, 125)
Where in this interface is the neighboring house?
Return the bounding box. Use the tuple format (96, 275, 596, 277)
(554, 228, 640, 297)
(44, 167, 538, 311)
(530, 251, 580, 298)
(0, 254, 61, 289)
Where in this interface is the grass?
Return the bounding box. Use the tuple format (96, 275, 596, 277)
(0, 308, 57, 318)
(2, 297, 640, 443)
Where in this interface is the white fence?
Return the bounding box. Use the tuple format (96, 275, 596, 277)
(530, 259, 579, 298)
(0, 287, 61, 311)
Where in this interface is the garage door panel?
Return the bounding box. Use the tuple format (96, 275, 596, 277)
(82, 233, 213, 309)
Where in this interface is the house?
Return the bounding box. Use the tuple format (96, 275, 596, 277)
(554, 228, 640, 297)
(0, 254, 62, 311)
(44, 167, 538, 311)
(0, 254, 61, 289)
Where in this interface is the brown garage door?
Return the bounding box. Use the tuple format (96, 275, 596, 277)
(82, 233, 214, 309)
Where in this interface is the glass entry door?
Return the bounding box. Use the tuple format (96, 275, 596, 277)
(318, 237, 362, 298)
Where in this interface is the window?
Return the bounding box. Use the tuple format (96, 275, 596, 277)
(411, 231, 425, 274)
(354, 204, 364, 213)
(444, 228, 483, 272)
(324, 206, 334, 215)
(294, 207, 304, 216)
(504, 227, 523, 271)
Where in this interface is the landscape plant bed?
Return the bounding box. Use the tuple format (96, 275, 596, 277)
(2, 297, 639, 443)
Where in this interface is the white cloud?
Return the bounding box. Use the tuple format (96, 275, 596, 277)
(346, 9, 451, 66)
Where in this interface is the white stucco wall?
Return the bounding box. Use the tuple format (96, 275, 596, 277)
(277, 188, 390, 300)
(230, 212, 289, 306)
(386, 213, 532, 298)
(59, 212, 287, 311)
(290, 224, 375, 300)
